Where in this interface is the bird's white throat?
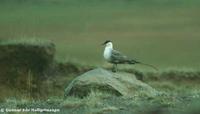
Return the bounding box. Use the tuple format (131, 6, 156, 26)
(103, 42, 113, 61)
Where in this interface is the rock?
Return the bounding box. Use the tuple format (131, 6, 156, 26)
(64, 68, 158, 98)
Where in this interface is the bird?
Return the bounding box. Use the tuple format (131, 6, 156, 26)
(102, 40, 158, 72)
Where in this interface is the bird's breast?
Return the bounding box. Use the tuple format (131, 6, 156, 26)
(103, 48, 112, 61)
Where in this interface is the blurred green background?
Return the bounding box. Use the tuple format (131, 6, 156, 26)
(0, 0, 200, 69)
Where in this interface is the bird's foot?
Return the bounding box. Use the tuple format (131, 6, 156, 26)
(112, 68, 117, 72)
(112, 64, 118, 72)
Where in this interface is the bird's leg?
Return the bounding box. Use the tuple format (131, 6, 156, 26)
(112, 64, 117, 72)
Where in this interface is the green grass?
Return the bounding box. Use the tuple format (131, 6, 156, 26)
(1, 89, 200, 114)
(0, 0, 200, 69)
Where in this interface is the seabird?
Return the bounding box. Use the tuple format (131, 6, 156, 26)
(102, 40, 158, 72)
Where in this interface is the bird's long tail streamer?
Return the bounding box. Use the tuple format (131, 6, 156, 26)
(137, 62, 158, 71)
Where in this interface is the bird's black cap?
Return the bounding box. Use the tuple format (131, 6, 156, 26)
(102, 40, 112, 45)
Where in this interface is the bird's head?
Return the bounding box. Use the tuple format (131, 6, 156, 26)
(102, 40, 113, 48)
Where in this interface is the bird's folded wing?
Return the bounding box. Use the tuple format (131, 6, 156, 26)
(111, 50, 128, 63)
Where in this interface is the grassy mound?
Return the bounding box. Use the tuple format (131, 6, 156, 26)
(0, 39, 55, 98)
(0, 39, 55, 75)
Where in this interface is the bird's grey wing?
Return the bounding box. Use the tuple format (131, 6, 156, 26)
(111, 50, 128, 63)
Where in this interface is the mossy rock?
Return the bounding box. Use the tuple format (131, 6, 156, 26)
(64, 68, 158, 98)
